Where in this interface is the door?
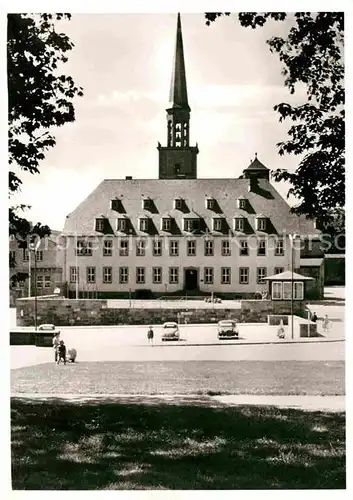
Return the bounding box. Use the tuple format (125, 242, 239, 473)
(184, 268, 198, 290)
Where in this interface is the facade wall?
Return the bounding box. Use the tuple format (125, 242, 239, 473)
(59, 234, 301, 296)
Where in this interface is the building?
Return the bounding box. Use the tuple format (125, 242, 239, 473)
(60, 14, 323, 299)
(9, 231, 63, 302)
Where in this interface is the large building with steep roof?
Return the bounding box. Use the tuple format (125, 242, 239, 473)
(60, 14, 323, 299)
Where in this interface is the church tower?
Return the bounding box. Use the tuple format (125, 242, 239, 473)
(158, 14, 199, 179)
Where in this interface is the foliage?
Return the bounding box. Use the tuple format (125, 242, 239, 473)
(8, 13, 83, 276)
(205, 12, 345, 221)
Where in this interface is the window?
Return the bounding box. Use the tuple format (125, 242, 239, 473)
(36, 276, 44, 288)
(87, 267, 96, 283)
(136, 267, 145, 284)
(117, 218, 127, 232)
(76, 240, 92, 256)
(272, 282, 282, 300)
(240, 240, 249, 256)
(275, 267, 284, 275)
(204, 267, 214, 284)
(70, 267, 78, 283)
(294, 282, 304, 300)
(169, 267, 179, 284)
(169, 240, 179, 256)
(184, 218, 199, 232)
(237, 198, 247, 210)
(257, 267, 267, 284)
(119, 267, 129, 284)
(36, 251, 43, 261)
(111, 199, 121, 211)
(153, 240, 162, 256)
(234, 217, 244, 231)
(206, 198, 214, 210)
(136, 239, 146, 256)
(257, 240, 266, 256)
(23, 249, 29, 261)
(103, 267, 112, 283)
(44, 276, 51, 288)
(275, 240, 284, 256)
(142, 198, 151, 210)
(10, 250, 16, 262)
(239, 267, 249, 284)
(257, 217, 267, 231)
(221, 240, 231, 256)
(95, 218, 105, 232)
(161, 217, 172, 231)
(221, 267, 231, 284)
(204, 240, 214, 256)
(213, 218, 223, 231)
(119, 239, 129, 256)
(174, 198, 183, 210)
(103, 239, 113, 256)
(153, 267, 162, 283)
(139, 218, 149, 232)
(187, 240, 196, 256)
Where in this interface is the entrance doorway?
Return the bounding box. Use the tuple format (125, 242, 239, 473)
(184, 268, 198, 290)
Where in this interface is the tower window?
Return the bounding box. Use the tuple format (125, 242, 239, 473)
(237, 198, 247, 210)
(111, 199, 122, 211)
(142, 198, 151, 210)
(174, 198, 183, 210)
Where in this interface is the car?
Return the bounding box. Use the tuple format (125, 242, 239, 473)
(217, 320, 239, 340)
(37, 324, 61, 335)
(161, 321, 180, 341)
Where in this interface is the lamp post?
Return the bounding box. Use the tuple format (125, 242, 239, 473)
(28, 249, 31, 298)
(289, 233, 298, 340)
(29, 238, 41, 331)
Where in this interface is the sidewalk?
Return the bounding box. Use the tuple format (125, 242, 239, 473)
(11, 393, 345, 412)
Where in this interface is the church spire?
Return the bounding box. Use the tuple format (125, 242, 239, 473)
(157, 13, 199, 179)
(169, 13, 190, 110)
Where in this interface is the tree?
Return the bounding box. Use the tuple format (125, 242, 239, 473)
(8, 13, 83, 279)
(205, 12, 344, 222)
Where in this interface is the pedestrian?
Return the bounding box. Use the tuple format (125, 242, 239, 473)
(52, 332, 60, 363)
(57, 340, 67, 365)
(277, 325, 285, 339)
(147, 325, 154, 346)
(322, 314, 330, 334)
(311, 312, 318, 323)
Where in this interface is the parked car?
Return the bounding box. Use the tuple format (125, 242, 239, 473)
(161, 322, 180, 341)
(217, 320, 239, 339)
(37, 324, 61, 335)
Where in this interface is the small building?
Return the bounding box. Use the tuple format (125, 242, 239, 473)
(264, 270, 314, 301)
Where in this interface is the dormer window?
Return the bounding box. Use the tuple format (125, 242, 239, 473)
(184, 218, 199, 232)
(139, 217, 149, 232)
(95, 218, 105, 232)
(213, 218, 223, 232)
(142, 198, 151, 211)
(161, 217, 172, 232)
(234, 217, 245, 232)
(206, 198, 215, 210)
(117, 218, 127, 232)
(111, 199, 121, 211)
(237, 198, 247, 210)
(174, 198, 183, 210)
(256, 216, 267, 231)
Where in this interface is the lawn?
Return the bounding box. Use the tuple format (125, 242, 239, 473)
(11, 396, 345, 489)
(11, 360, 345, 396)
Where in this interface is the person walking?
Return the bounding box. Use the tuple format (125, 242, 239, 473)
(52, 332, 60, 363)
(57, 340, 67, 365)
(147, 325, 154, 346)
(322, 314, 330, 335)
(311, 312, 318, 323)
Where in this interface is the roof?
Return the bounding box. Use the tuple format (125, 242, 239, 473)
(244, 155, 269, 172)
(265, 271, 315, 281)
(62, 178, 319, 237)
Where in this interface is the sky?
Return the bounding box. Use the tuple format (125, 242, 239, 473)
(10, 12, 321, 230)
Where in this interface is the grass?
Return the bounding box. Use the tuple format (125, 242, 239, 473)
(11, 360, 345, 396)
(11, 396, 345, 490)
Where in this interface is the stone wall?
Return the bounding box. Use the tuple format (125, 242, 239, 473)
(16, 298, 307, 327)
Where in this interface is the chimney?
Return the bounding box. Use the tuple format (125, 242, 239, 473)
(125, 176, 132, 180)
